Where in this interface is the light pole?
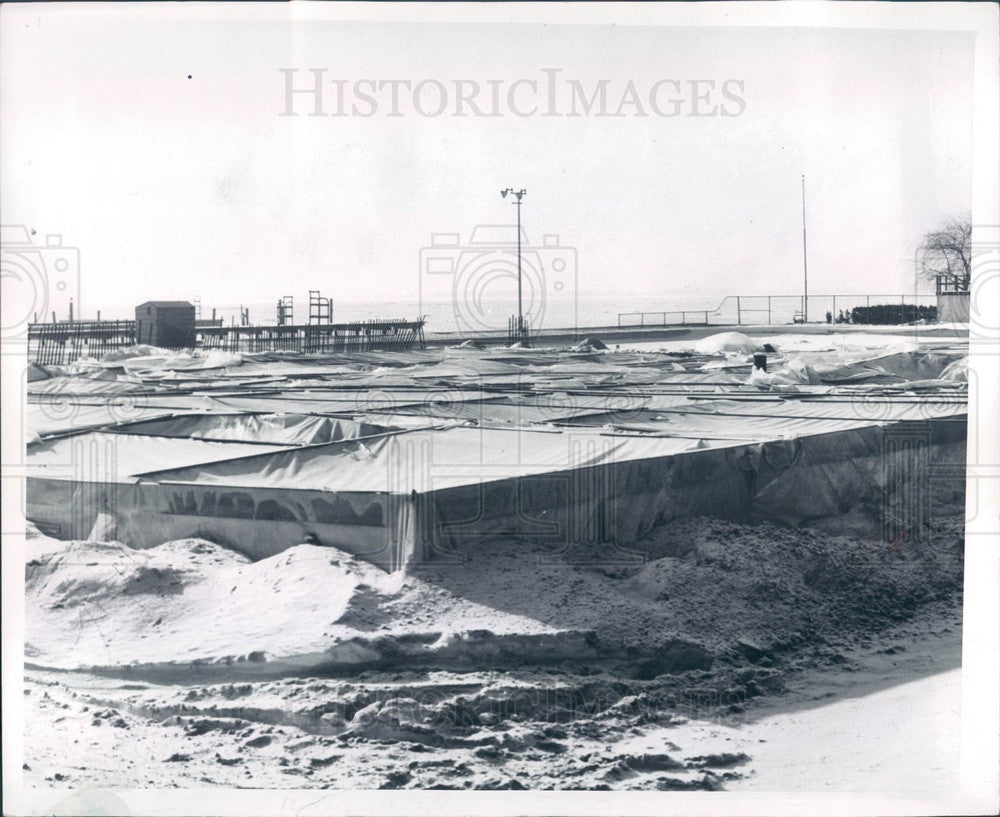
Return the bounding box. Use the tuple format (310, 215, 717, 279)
(501, 188, 526, 338)
(801, 174, 808, 323)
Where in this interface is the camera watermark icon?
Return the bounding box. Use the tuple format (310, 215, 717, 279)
(419, 224, 577, 336)
(969, 231, 999, 338)
(1, 225, 80, 340)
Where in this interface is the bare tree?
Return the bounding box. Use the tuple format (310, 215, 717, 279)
(919, 215, 972, 291)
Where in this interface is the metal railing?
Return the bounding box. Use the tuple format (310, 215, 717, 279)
(618, 293, 938, 328)
(617, 310, 709, 327)
(200, 318, 426, 353)
(936, 277, 970, 295)
(27, 317, 428, 363)
(28, 320, 138, 365)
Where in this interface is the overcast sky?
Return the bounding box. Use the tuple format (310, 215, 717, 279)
(1, 5, 975, 320)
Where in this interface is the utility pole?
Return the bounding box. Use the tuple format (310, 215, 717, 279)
(501, 188, 527, 337)
(801, 175, 809, 323)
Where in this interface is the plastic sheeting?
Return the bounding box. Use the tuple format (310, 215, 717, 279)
(26, 363, 50, 382)
(25, 414, 968, 567)
(553, 411, 878, 440)
(653, 397, 969, 423)
(22, 335, 970, 568)
(751, 420, 967, 527)
(386, 398, 614, 425)
(27, 403, 178, 439)
(27, 432, 288, 482)
(818, 350, 967, 384)
(117, 413, 394, 445)
(28, 377, 158, 397)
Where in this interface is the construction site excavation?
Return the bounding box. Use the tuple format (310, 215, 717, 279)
(21, 300, 970, 791)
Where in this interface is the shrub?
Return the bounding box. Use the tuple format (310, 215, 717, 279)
(850, 304, 937, 325)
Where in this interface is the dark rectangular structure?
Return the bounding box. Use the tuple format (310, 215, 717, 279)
(135, 301, 196, 348)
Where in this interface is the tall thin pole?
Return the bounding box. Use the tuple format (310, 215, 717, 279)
(502, 188, 526, 338)
(801, 174, 808, 323)
(516, 196, 523, 334)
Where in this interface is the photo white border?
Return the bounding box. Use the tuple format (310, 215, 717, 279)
(2, 2, 997, 815)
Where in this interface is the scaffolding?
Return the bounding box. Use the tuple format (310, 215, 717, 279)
(309, 291, 333, 325)
(277, 296, 294, 326)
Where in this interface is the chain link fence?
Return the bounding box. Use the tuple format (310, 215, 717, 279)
(619, 294, 938, 327)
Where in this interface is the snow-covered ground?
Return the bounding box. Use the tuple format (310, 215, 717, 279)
(617, 327, 966, 356)
(20, 596, 962, 791)
(730, 669, 960, 793)
(20, 513, 965, 791)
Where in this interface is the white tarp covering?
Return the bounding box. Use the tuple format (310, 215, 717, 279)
(27, 433, 288, 482)
(117, 413, 393, 445)
(23, 333, 969, 568)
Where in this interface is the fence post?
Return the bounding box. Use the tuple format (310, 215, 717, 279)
(767, 296, 771, 325)
(737, 296, 742, 325)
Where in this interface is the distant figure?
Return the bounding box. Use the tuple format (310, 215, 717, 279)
(825, 311, 833, 324)
(837, 310, 846, 324)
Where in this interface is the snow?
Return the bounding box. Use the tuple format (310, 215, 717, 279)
(25, 538, 560, 671)
(26, 512, 964, 682)
(692, 331, 759, 355)
(728, 670, 961, 793)
(20, 597, 965, 792)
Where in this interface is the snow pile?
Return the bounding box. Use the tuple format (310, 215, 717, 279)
(43, 357, 106, 377)
(93, 346, 244, 373)
(101, 344, 174, 362)
(621, 515, 963, 652)
(120, 349, 243, 374)
(25, 537, 555, 671)
(692, 332, 758, 356)
(197, 350, 245, 370)
(573, 337, 609, 352)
